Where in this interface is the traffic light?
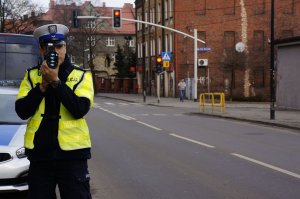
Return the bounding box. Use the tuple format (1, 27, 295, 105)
(112, 9, 121, 28)
(72, 10, 80, 28)
(156, 56, 163, 73)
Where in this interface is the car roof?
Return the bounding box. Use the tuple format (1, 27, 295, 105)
(0, 87, 19, 95)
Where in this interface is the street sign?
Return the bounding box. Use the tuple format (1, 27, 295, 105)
(163, 61, 170, 68)
(197, 47, 211, 52)
(162, 52, 171, 61)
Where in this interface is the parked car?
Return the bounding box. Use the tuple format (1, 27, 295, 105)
(0, 87, 29, 192)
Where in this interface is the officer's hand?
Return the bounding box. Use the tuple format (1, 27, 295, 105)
(40, 61, 60, 83)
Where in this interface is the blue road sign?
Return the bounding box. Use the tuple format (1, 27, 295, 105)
(197, 47, 212, 52)
(162, 52, 171, 61)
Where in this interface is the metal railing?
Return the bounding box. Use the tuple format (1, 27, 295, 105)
(199, 92, 226, 113)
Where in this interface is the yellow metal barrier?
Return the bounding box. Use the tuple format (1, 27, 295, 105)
(199, 92, 226, 113)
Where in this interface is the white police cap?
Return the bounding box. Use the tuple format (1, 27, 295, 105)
(33, 24, 69, 44)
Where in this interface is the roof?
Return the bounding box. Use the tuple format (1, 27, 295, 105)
(34, 1, 135, 35)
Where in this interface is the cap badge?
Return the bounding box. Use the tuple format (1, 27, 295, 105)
(48, 25, 57, 34)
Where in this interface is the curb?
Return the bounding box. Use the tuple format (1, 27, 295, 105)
(96, 95, 300, 131)
(189, 112, 300, 131)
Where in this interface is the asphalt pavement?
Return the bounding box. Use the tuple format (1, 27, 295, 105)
(96, 93, 300, 131)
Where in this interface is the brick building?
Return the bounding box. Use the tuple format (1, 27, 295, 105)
(136, 0, 300, 101)
(12, 0, 136, 79)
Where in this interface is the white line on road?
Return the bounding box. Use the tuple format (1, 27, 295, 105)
(119, 114, 136, 120)
(169, 134, 215, 148)
(136, 121, 162, 131)
(96, 106, 133, 121)
(231, 153, 300, 179)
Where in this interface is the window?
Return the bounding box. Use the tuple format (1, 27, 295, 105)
(224, 31, 235, 51)
(169, 33, 173, 52)
(253, 0, 265, 15)
(87, 36, 95, 46)
(137, 15, 141, 31)
(150, 8, 154, 23)
(224, 0, 235, 15)
(157, 4, 161, 23)
(198, 31, 206, 43)
(86, 20, 96, 28)
(252, 68, 265, 88)
(165, 34, 168, 52)
(145, 41, 148, 57)
(196, 0, 206, 15)
(129, 39, 135, 47)
(70, 55, 75, 63)
(153, 39, 156, 56)
(145, 12, 148, 28)
(283, 0, 294, 15)
(158, 36, 161, 55)
(253, 30, 264, 51)
(281, 30, 293, 38)
(169, 0, 173, 17)
(165, 0, 168, 19)
(137, 42, 141, 58)
(106, 37, 115, 47)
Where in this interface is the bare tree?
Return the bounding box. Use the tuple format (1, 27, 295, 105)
(0, 0, 41, 33)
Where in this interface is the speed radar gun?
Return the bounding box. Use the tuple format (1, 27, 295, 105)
(44, 43, 58, 69)
(33, 24, 69, 69)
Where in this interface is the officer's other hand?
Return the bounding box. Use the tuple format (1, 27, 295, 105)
(40, 61, 59, 82)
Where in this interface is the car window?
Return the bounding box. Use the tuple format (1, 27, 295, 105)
(0, 94, 24, 124)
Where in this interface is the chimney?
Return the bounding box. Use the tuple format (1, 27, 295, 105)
(50, 0, 55, 8)
(102, 2, 106, 7)
(31, 11, 35, 18)
(23, 14, 28, 20)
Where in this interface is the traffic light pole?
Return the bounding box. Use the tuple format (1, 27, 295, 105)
(77, 16, 205, 101)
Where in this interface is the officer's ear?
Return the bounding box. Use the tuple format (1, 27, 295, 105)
(39, 43, 46, 55)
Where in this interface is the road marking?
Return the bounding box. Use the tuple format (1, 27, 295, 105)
(136, 121, 162, 131)
(231, 153, 300, 179)
(104, 102, 115, 105)
(169, 134, 215, 148)
(152, 114, 167, 116)
(118, 103, 127, 105)
(96, 106, 133, 121)
(119, 114, 136, 120)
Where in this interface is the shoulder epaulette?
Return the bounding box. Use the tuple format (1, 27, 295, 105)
(27, 65, 40, 72)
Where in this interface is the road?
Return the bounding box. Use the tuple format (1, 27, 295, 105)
(3, 97, 300, 199)
(88, 97, 300, 199)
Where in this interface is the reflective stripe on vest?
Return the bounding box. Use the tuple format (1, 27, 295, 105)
(18, 67, 94, 150)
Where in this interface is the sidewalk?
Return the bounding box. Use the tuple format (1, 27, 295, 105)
(96, 93, 300, 131)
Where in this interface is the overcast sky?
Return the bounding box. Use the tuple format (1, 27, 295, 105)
(32, 0, 135, 10)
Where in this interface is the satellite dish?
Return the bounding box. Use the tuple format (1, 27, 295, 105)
(235, 42, 245, 52)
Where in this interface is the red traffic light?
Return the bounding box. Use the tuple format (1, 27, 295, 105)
(114, 10, 120, 16)
(112, 9, 121, 28)
(156, 57, 162, 63)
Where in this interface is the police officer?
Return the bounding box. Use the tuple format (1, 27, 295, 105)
(15, 24, 93, 199)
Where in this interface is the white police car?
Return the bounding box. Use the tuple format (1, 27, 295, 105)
(0, 86, 29, 192)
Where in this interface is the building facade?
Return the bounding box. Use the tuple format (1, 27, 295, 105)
(14, 0, 136, 79)
(136, 0, 300, 101)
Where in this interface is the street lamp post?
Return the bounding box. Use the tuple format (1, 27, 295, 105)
(270, 0, 275, 120)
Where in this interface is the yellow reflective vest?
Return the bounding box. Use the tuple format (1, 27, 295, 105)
(17, 66, 94, 151)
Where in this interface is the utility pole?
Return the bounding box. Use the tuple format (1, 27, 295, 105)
(270, 0, 275, 120)
(142, 2, 146, 102)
